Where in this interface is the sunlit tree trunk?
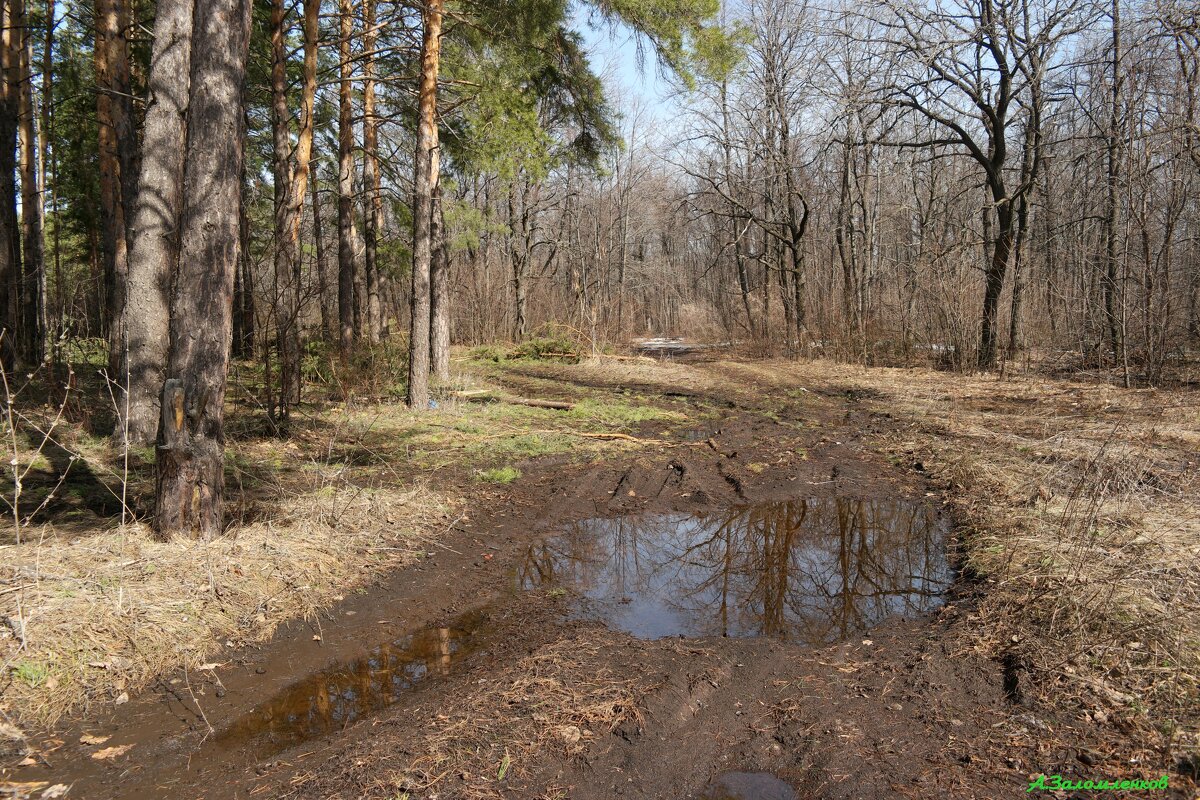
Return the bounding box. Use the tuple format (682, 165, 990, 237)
(362, 0, 383, 343)
(119, 0, 193, 445)
(406, 0, 442, 409)
(0, 0, 20, 369)
(14, 0, 43, 366)
(337, 0, 362, 355)
(95, 0, 134, 377)
(269, 0, 318, 424)
(42, 0, 61, 360)
(312, 166, 335, 340)
(430, 185, 450, 378)
(155, 0, 252, 540)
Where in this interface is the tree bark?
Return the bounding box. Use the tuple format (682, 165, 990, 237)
(269, 0, 295, 420)
(336, 0, 361, 355)
(119, 0, 193, 446)
(0, 0, 19, 369)
(43, 0, 60, 358)
(154, 0, 251, 540)
(311, 166, 335, 340)
(979, 200, 1014, 370)
(234, 114, 255, 361)
(362, 0, 383, 343)
(14, 0, 43, 366)
(269, 0, 318, 423)
(430, 185, 450, 379)
(95, 0, 134, 377)
(1102, 0, 1126, 382)
(406, 0, 442, 409)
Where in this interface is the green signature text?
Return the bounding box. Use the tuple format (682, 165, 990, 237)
(1027, 774, 1169, 792)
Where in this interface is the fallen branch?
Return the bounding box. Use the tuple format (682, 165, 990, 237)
(478, 428, 663, 445)
(506, 397, 575, 410)
(589, 353, 656, 363)
(451, 391, 575, 411)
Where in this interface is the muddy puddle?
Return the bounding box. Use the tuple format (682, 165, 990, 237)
(699, 772, 798, 800)
(517, 498, 951, 641)
(212, 609, 489, 758)
(10, 496, 951, 798)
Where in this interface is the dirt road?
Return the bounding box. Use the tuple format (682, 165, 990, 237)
(7, 360, 1193, 799)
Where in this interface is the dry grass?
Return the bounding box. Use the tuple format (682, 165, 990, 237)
(0, 363, 688, 734)
(0, 485, 449, 729)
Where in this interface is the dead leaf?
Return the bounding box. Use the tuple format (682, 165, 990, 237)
(79, 734, 109, 746)
(90, 744, 133, 761)
(113, 692, 129, 706)
(16, 757, 36, 767)
(40, 786, 70, 799)
(194, 663, 224, 671)
(0, 782, 48, 796)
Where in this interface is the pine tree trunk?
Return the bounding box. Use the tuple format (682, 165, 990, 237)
(15, 0, 43, 366)
(268, 0, 317, 422)
(269, 0, 296, 421)
(0, 0, 20, 369)
(362, 0, 383, 343)
(336, 0, 361, 355)
(311, 168, 335, 340)
(406, 0, 442, 409)
(235, 124, 256, 361)
(430, 185, 450, 379)
(95, 0, 134, 377)
(119, 0, 193, 446)
(43, 0, 60, 359)
(155, 0, 251, 540)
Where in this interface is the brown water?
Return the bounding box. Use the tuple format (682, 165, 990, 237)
(517, 498, 951, 641)
(212, 608, 488, 757)
(698, 772, 798, 800)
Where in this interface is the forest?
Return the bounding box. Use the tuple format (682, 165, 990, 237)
(0, 0, 1197, 798)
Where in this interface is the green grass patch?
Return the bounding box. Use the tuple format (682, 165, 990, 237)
(477, 466, 521, 484)
(13, 660, 50, 688)
(466, 432, 575, 460)
(567, 398, 683, 427)
(468, 344, 511, 363)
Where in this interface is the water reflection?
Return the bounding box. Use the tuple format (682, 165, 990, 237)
(699, 772, 798, 800)
(518, 499, 950, 641)
(215, 609, 487, 756)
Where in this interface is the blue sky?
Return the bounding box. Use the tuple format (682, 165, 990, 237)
(575, 12, 680, 124)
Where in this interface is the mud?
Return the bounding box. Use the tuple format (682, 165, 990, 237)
(4, 364, 1181, 800)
